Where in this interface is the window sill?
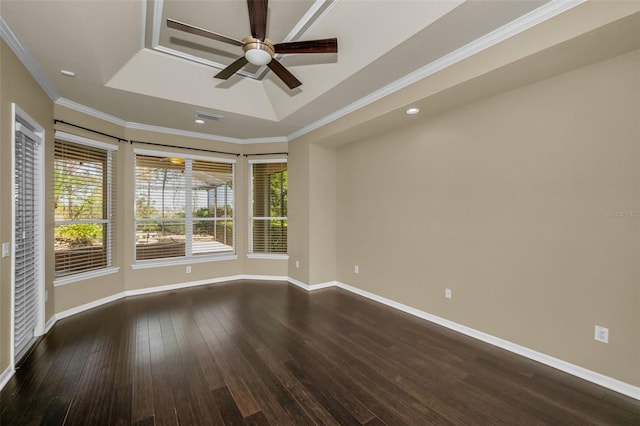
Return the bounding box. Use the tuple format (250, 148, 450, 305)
(131, 254, 238, 270)
(247, 253, 289, 260)
(54, 266, 121, 287)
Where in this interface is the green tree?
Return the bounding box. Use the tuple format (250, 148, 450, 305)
(54, 159, 103, 220)
(54, 157, 105, 247)
(270, 170, 287, 218)
(56, 224, 102, 247)
(268, 169, 287, 252)
(135, 197, 158, 218)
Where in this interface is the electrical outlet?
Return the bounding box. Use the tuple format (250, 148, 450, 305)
(186, 266, 192, 274)
(445, 288, 452, 299)
(354, 265, 359, 274)
(594, 325, 608, 343)
(295, 260, 299, 269)
(45, 290, 48, 302)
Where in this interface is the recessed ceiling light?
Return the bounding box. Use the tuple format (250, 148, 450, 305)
(406, 107, 420, 115)
(194, 119, 205, 124)
(60, 69, 76, 78)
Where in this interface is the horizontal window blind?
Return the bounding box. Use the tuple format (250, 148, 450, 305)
(250, 161, 287, 254)
(14, 121, 41, 361)
(135, 154, 234, 261)
(54, 138, 116, 277)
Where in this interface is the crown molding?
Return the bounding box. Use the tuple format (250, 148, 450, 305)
(55, 97, 128, 127)
(297, 0, 339, 41)
(0, 16, 59, 101)
(126, 121, 288, 144)
(286, 0, 586, 141)
(55, 97, 287, 144)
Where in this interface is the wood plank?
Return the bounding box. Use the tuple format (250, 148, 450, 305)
(212, 385, 245, 425)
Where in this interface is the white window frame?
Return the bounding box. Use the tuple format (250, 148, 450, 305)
(53, 131, 119, 286)
(133, 148, 237, 267)
(248, 158, 288, 260)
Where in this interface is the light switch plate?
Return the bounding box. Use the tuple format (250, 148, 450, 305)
(1, 242, 9, 258)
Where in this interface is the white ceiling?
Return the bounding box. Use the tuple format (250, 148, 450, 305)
(1, 1, 638, 143)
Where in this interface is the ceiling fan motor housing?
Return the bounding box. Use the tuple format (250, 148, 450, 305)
(242, 37, 274, 65)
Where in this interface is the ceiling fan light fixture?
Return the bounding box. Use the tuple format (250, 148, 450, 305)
(245, 48, 272, 66)
(242, 37, 274, 66)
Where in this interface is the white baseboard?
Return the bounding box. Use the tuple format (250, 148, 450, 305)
(287, 277, 310, 290)
(44, 315, 57, 333)
(56, 291, 127, 321)
(238, 274, 289, 282)
(333, 281, 640, 401)
(54, 274, 289, 320)
(287, 277, 336, 291)
(0, 365, 14, 391)
(124, 276, 241, 297)
(310, 281, 338, 291)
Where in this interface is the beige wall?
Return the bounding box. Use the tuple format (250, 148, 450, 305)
(287, 139, 337, 285)
(335, 50, 640, 386)
(287, 139, 311, 283)
(308, 144, 336, 285)
(0, 40, 55, 370)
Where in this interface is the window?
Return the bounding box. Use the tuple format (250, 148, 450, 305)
(249, 160, 287, 255)
(54, 133, 116, 278)
(135, 152, 235, 262)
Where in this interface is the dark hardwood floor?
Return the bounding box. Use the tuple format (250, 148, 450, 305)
(1, 280, 639, 425)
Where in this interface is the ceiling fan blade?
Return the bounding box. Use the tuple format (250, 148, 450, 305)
(214, 56, 249, 80)
(274, 38, 338, 54)
(167, 18, 243, 47)
(267, 58, 301, 89)
(247, 0, 268, 41)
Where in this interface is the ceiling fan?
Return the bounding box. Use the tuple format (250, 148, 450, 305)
(167, 0, 338, 89)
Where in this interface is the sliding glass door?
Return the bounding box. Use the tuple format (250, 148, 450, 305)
(12, 105, 44, 364)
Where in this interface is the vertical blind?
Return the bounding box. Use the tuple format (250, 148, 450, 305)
(250, 161, 287, 254)
(135, 154, 235, 261)
(14, 121, 40, 361)
(54, 137, 116, 277)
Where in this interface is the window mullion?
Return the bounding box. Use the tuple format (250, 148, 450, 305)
(185, 158, 193, 257)
(106, 150, 113, 268)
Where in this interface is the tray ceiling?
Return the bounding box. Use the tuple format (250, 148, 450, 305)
(4, 0, 627, 143)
